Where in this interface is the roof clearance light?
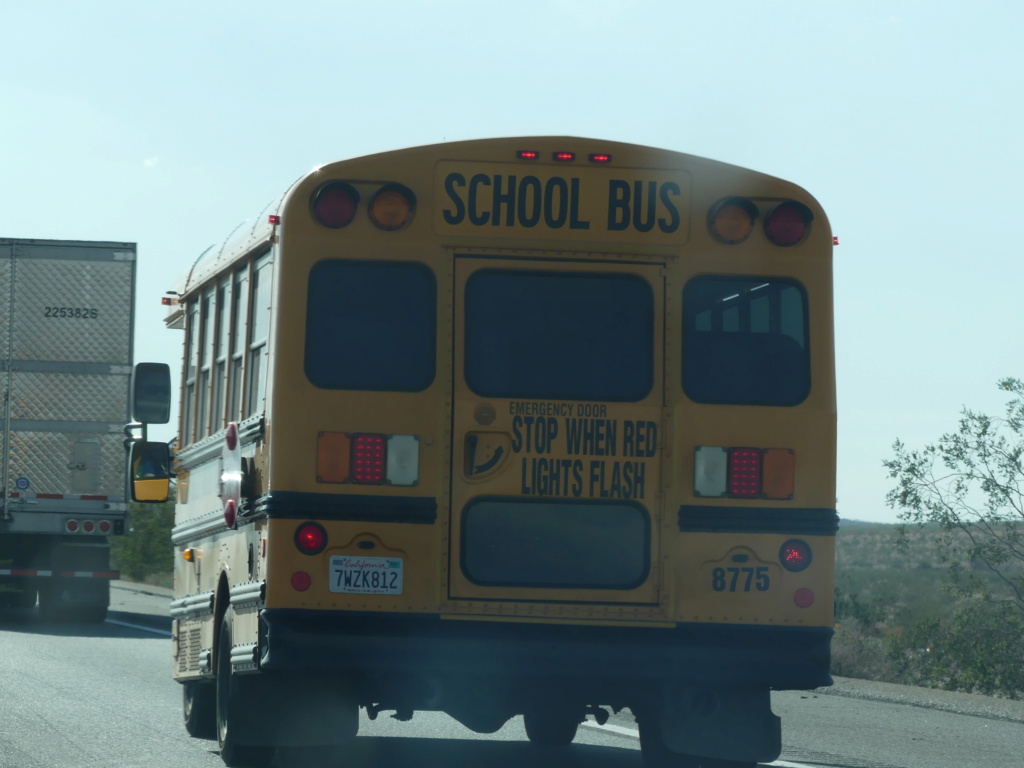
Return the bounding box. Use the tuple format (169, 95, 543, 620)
(588, 153, 613, 164)
(553, 151, 576, 162)
(517, 150, 540, 160)
(295, 522, 328, 555)
(727, 447, 762, 498)
(311, 181, 360, 229)
(708, 197, 758, 245)
(351, 434, 387, 484)
(764, 200, 814, 247)
(368, 184, 416, 231)
(780, 539, 813, 572)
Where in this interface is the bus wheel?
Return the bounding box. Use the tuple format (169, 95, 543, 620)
(216, 613, 274, 767)
(184, 681, 217, 740)
(523, 709, 579, 746)
(638, 713, 754, 768)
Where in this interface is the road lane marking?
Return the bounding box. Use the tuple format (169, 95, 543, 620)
(106, 618, 172, 636)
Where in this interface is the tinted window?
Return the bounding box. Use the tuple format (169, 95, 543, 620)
(465, 270, 653, 401)
(462, 498, 649, 589)
(305, 260, 436, 391)
(683, 276, 809, 406)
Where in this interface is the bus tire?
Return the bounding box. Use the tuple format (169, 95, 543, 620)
(638, 712, 754, 768)
(523, 709, 579, 746)
(184, 681, 217, 740)
(216, 613, 274, 767)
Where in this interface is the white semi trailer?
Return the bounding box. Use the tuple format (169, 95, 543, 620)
(0, 237, 135, 622)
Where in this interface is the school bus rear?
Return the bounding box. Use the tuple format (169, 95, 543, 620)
(234, 138, 834, 764)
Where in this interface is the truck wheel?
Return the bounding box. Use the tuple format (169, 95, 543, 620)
(523, 709, 579, 746)
(216, 613, 274, 767)
(638, 712, 754, 768)
(184, 681, 217, 740)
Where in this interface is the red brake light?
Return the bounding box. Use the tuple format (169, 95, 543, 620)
(764, 201, 813, 246)
(780, 539, 812, 572)
(311, 181, 360, 229)
(727, 448, 761, 498)
(295, 522, 328, 555)
(351, 434, 387, 484)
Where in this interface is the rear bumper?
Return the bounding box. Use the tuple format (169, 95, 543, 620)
(258, 609, 832, 691)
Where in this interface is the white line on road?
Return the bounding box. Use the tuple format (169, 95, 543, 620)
(105, 618, 172, 636)
(581, 722, 816, 768)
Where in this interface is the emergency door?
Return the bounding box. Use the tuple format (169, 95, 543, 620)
(449, 255, 666, 609)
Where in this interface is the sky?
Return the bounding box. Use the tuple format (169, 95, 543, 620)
(2, 0, 1021, 524)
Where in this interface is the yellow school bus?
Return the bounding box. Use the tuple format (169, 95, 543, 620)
(129, 137, 836, 768)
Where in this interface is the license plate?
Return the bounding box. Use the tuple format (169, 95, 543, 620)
(329, 556, 404, 595)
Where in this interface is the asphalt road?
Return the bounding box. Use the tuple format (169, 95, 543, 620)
(0, 582, 1020, 768)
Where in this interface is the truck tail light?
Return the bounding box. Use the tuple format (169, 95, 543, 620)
(694, 446, 795, 499)
(317, 432, 419, 486)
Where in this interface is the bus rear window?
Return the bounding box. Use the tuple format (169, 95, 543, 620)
(683, 276, 809, 406)
(465, 270, 653, 401)
(305, 260, 436, 391)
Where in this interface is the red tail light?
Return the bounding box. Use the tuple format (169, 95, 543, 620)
(82, 520, 95, 533)
(291, 572, 312, 591)
(727, 448, 761, 498)
(311, 181, 360, 229)
(98, 520, 112, 534)
(780, 539, 812, 572)
(351, 434, 386, 484)
(295, 522, 328, 555)
(764, 201, 813, 246)
(65, 519, 79, 533)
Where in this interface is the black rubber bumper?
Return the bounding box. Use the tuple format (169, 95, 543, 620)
(258, 609, 833, 691)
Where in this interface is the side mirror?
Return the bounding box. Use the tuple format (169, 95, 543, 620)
(130, 440, 171, 503)
(131, 362, 171, 425)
